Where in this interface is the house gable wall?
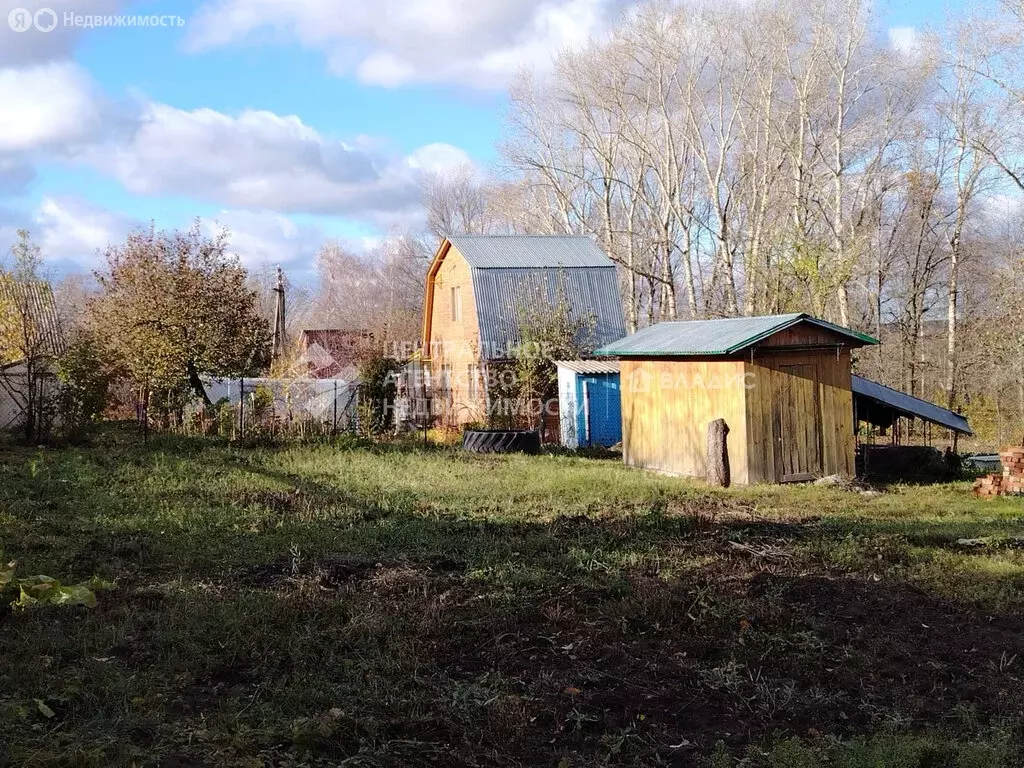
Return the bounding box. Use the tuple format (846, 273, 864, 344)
(425, 244, 485, 426)
(753, 323, 861, 350)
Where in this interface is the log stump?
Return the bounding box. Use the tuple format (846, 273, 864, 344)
(706, 418, 731, 488)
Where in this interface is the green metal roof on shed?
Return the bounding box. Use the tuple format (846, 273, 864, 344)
(447, 235, 616, 269)
(594, 313, 878, 357)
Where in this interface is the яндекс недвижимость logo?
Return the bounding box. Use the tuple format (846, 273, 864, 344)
(8, 7, 58, 32)
(8, 8, 184, 32)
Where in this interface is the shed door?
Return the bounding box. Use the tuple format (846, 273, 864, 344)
(773, 364, 822, 482)
(577, 374, 622, 448)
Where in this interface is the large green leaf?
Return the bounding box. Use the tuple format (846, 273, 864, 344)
(12, 575, 103, 610)
(2, 555, 113, 610)
(50, 584, 98, 608)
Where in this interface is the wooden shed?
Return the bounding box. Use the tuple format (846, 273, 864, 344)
(594, 313, 877, 485)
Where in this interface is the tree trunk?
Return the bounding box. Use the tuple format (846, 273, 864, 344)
(188, 361, 213, 407)
(946, 243, 959, 413)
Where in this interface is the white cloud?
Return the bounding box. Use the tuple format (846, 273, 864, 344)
(981, 192, 1024, 224)
(186, 0, 625, 88)
(0, 0, 125, 66)
(888, 26, 922, 59)
(0, 198, 332, 275)
(407, 143, 474, 175)
(86, 101, 467, 219)
(0, 158, 35, 195)
(0, 62, 103, 152)
(32, 196, 137, 266)
(203, 209, 325, 269)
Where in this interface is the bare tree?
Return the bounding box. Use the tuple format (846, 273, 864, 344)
(423, 165, 491, 238)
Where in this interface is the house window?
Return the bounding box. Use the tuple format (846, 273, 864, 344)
(451, 286, 462, 322)
(467, 364, 480, 400)
(440, 364, 452, 396)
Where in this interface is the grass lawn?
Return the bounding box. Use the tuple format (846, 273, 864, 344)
(2, 428, 1024, 767)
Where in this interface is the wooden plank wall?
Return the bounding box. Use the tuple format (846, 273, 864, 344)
(756, 326, 855, 348)
(427, 247, 486, 426)
(620, 359, 750, 484)
(744, 350, 855, 483)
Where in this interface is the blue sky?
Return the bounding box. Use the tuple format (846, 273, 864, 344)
(0, 0, 968, 277)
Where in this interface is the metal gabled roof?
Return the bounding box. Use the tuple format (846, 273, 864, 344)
(594, 313, 877, 357)
(852, 375, 973, 435)
(473, 267, 626, 360)
(448, 235, 615, 269)
(555, 360, 621, 375)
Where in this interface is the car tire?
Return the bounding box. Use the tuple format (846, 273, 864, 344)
(462, 429, 541, 455)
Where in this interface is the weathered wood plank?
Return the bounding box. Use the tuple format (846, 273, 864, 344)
(620, 359, 748, 483)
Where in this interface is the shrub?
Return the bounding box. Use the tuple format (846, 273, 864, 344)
(55, 332, 112, 442)
(358, 354, 401, 435)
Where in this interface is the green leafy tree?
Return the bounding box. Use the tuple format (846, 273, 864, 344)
(88, 222, 270, 412)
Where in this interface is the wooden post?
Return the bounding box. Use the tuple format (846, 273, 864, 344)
(238, 377, 244, 440)
(706, 418, 731, 488)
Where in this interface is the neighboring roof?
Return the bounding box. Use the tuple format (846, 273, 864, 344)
(473, 267, 626, 359)
(0, 278, 64, 361)
(555, 360, 621, 375)
(447, 235, 615, 269)
(595, 313, 878, 357)
(852, 375, 973, 435)
(297, 329, 373, 379)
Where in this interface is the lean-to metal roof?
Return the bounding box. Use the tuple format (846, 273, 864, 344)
(554, 360, 621, 375)
(852, 375, 973, 435)
(595, 313, 877, 357)
(448, 235, 615, 269)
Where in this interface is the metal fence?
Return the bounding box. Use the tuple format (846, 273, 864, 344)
(202, 377, 362, 437)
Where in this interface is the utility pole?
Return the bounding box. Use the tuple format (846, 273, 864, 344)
(272, 266, 287, 362)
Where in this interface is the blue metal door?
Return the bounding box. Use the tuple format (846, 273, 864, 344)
(576, 373, 622, 447)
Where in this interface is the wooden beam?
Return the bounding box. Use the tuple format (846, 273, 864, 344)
(420, 239, 452, 358)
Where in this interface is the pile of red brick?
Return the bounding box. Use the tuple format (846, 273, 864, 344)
(974, 447, 1024, 498)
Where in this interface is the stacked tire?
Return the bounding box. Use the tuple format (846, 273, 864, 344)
(462, 429, 541, 455)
